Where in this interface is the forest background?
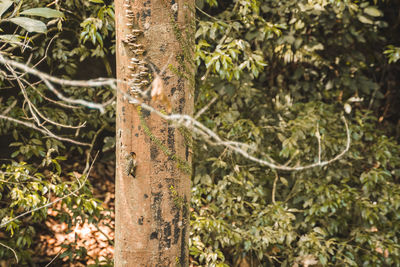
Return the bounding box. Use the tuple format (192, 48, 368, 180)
(0, 0, 400, 266)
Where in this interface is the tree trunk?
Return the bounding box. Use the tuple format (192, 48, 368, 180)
(115, 0, 194, 266)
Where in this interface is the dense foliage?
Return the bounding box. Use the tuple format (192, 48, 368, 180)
(191, 0, 400, 266)
(0, 0, 115, 265)
(0, 0, 400, 266)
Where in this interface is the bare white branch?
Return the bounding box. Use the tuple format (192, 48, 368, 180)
(123, 91, 351, 171)
(6, 63, 86, 130)
(0, 55, 351, 171)
(0, 55, 114, 113)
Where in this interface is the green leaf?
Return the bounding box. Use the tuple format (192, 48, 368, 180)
(364, 6, 382, 17)
(9, 142, 22, 147)
(280, 177, 288, 187)
(0, 34, 23, 45)
(106, 7, 115, 20)
(0, 0, 13, 18)
(31, 139, 42, 145)
(95, 32, 103, 47)
(357, 15, 374, 24)
(21, 8, 64, 19)
(12, 129, 18, 140)
(233, 69, 240, 80)
(9, 17, 47, 33)
(89, 0, 104, 3)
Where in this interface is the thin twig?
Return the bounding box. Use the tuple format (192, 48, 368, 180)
(43, 78, 106, 113)
(7, 64, 86, 129)
(195, 95, 218, 119)
(44, 248, 63, 267)
(94, 223, 114, 246)
(1, 99, 17, 115)
(0, 55, 114, 88)
(316, 122, 321, 164)
(29, 34, 58, 73)
(27, 80, 81, 109)
(195, 5, 221, 22)
(0, 55, 113, 113)
(0, 114, 90, 146)
(0, 241, 18, 263)
(272, 171, 278, 204)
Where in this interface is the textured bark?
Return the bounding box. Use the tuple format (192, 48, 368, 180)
(115, 0, 194, 266)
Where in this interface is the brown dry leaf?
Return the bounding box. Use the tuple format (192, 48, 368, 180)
(151, 74, 172, 113)
(338, 90, 343, 102)
(374, 241, 389, 258)
(384, 249, 389, 258)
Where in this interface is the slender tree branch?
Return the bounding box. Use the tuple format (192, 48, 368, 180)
(272, 171, 278, 204)
(0, 55, 113, 113)
(0, 114, 90, 146)
(195, 95, 218, 119)
(1, 99, 17, 115)
(30, 83, 80, 109)
(316, 122, 321, 164)
(44, 248, 63, 267)
(7, 63, 86, 129)
(0, 55, 114, 88)
(0, 242, 18, 263)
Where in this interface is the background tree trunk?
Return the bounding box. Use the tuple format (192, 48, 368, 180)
(115, 0, 194, 266)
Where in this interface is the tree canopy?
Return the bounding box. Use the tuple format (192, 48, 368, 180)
(0, 0, 399, 266)
(191, 0, 400, 266)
